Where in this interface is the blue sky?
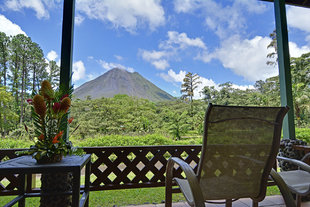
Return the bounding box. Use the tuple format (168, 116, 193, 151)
(1, 0, 310, 99)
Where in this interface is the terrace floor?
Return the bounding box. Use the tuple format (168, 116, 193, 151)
(126, 195, 310, 207)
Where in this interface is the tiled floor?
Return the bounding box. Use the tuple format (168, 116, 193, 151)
(125, 195, 310, 207)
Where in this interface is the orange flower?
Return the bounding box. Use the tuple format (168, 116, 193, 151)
(60, 97, 71, 113)
(38, 134, 44, 141)
(68, 117, 74, 124)
(33, 94, 46, 118)
(40, 80, 54, 100)
(52, 131, 63, 144)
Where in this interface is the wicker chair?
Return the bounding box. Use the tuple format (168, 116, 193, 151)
(165, 104, 295, 207)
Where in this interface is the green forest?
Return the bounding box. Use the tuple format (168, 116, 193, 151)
(0, 32, 310, 143)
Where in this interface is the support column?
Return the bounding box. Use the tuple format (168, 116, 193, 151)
(274, 0, 295, 139)
(60, 0, 75, 141)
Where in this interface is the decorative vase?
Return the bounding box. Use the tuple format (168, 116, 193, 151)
(36, 154, 63, 164)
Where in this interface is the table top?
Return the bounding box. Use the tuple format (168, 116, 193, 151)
(0, 154, 91, 174)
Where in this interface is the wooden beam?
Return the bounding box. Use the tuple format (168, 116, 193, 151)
(60, 0, 75, 141)
(274, 0, 296, 139)
(260, 0, 310, 8)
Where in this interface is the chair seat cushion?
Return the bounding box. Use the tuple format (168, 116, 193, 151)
(278, 170, 310, 195)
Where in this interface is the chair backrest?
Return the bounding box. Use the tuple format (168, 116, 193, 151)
(197, 104, 288, 201)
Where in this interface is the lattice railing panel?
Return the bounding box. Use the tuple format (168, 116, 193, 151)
(83, 145, 202, 191)
(0, 145, 202, 195)
(0, 149, 23, 195)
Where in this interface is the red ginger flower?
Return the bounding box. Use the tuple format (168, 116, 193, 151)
(68, 117, 74, 124)
(52, 102, 61, 113)
(38, 134, 44, 141)
(60, 94, 69, 101)
(52, 131, 63, 144)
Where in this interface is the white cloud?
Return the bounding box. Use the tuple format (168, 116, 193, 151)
(76, 0, 165, 32)
(194, 76, 217, 99)
(141, 31, 207, 70)
(173, 0, 198, 13)
(287, 6, 310, 33)
(73, 60, 86, 81)
(46, 50, 58, 61)
(114, 55, 123, 61)
(98, 59, 134, 72)
(4, 0, 49, 19)
(151, 60, 170, 70)
(140, 49, 170, 70)
(0, 14, 26, 36)
(209, 35, 278, 82)
(289, 42, 310, 57)
(231, 84, 254, 90)
(173, 0, 267, 39)
(160, 69, 255, 99)
(160, 69, 186, 83)
(160, 31, 206, 50)
(75, 14, 85, 26)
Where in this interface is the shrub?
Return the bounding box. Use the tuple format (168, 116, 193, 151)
(295, 128, 310, 144)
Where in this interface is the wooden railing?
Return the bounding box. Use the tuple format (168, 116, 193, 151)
(0, 145, 202, 196)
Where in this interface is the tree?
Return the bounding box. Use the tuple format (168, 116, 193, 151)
(48, 60, 60, 88)
(167, 110, 189, 140)
(29, 42, 47, 92)
(290, 53, 310, 126)
(0, 32, 10, 136)
(266, 29, 278, 67)
(0, 86, 18, 136)
(13, 34, 32, 124)
(180, 72, 201, 116)
(0, 32, 10, 87)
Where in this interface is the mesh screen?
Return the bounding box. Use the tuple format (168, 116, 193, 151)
(199, 105, 282, 200)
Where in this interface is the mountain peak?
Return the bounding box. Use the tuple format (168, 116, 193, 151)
(73, 69, 174, 102)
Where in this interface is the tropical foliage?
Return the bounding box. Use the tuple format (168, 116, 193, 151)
(17, 80, 81, 162)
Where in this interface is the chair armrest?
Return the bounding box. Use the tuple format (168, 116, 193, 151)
(301, 152, 310, 162)
(270, 169, 296, 207)
(166, 157, 205, 206)
(277, 156, 310, 172)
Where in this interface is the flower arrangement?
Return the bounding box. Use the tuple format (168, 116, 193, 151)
(19, 80, 81, 163)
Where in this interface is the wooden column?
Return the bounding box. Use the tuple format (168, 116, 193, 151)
(274, 0, 295, 139)
(60, 0, 75, 141)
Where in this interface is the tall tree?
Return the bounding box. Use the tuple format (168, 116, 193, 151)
(9, 34, 22, 121)
(48, 60, 60, 88)
(29, 42, 47, 92)
(0, 32, 10, 86)
(10, 34, 32, 124)
(0, 32, 10, 136)
(180, 72, 201, 116)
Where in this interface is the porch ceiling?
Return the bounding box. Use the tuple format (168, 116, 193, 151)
(260, 0, 310, 8)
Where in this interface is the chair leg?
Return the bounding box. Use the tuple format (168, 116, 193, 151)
(165, 183, 172, 207)
(296, 195, 301, 207)
(225, 199, 232, 207)
(252, 200, 258, 207)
